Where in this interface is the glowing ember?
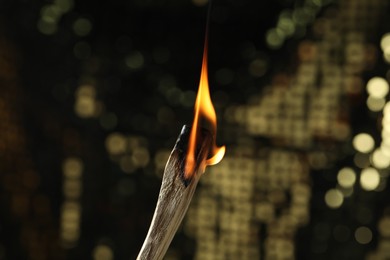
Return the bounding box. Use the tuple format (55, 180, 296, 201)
(184, 36, 226, 180)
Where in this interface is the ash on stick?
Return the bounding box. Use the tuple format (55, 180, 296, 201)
(137, 125, 212, 260)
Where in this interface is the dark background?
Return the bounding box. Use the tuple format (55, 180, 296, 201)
(0, 0, 389, 259)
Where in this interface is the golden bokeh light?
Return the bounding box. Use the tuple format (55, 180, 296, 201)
(92, 245, 114, 260)
(366, 77, 389, 98)
(61, 156, 83, 248)
(381, 129, 390, 141)
(324, 189, 343, 209)
(384, 46, 390, 63)
(131, 147, 150, 167)
(337, 167, 356, 188)
(383, 101, 390, 115)
(371, 148, 390, 169)
(380, 33, 390, 51)
(77, 84, 95, 97)
(60, 201, 81, 246)
(63, 157, 83, 179)
(360, 167, 380, 191)
(105, 133, 127, 156)
(352, 133, 375, 153)
(380, 142, 390, 157)
(74, 85, 99, 118)
(366, 96, 386, 112)
(378, 217, 390, 237)
(63, 179, 82, 199)
(75, 96, 96, 117)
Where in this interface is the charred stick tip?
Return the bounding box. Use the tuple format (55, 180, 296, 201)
(173, 125, 213, 187)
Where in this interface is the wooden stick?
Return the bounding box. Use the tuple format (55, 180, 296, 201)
(137, 125, 212, 260)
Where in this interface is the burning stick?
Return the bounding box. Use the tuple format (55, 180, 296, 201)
(136, 125, 212, 260)
(137, 1, 225, 259)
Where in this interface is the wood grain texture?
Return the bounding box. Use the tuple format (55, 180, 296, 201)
(137, 125, 212, 260)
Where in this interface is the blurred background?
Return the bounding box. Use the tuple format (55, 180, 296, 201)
(1, 0, 390, 259)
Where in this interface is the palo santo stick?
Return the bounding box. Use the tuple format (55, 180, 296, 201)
(137, 125, 212, 260)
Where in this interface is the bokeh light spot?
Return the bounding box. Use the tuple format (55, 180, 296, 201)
(355, 226, 372, 244)
(360, 167, 380, 191)
(325, 189, 343, 209)
(92, 245, 114, 260)
(380, 33, 390, 51)
(266, 29, 284, 49)
(63, 157, 83, 179)
(352, 133, 375, 153)
(337, 167, 356, 188)
(366, 77, 389, 98)
(105, 133, 126, 156)
(378, 217, 390, 237)
(366, 96, 385, 112)
(74, 96, 96, 118)
(132, 147, 150, 167)
(384, 46, 390, 64)
(371, 148, 390, 169)
(277, 17, 295, 37)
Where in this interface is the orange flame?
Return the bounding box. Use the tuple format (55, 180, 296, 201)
(184, 38, 226, 180)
